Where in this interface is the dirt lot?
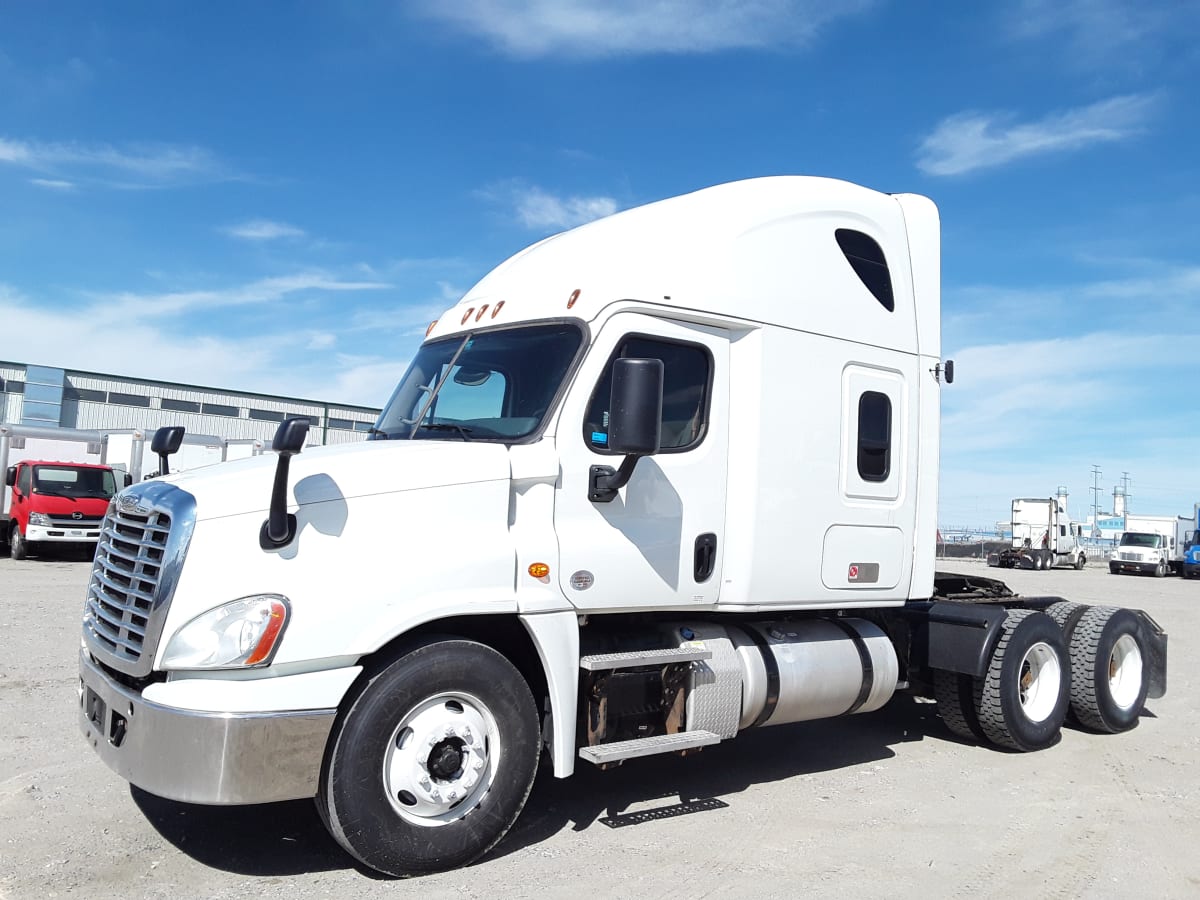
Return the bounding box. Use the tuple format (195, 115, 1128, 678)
(1, 556, 1197, 899)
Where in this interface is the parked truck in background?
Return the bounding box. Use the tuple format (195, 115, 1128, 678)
(75, 177, 1168, 877)
(1183, 504, 1200, 579)
(1109, 513, 1188, 576)
(987, 497, 1086, 571)
(3, 458, 118, 559)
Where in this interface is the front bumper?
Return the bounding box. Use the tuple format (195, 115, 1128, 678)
(27, 523, 102, 543)
(1109, 559, 1158, 575)
(78, 650, 341, 805)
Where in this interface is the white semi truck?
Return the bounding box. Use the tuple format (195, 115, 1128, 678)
(987, 497, 1087, 571)
(76, 177, 1167, 877)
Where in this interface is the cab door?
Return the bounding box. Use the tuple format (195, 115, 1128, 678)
(553, 313, 729, 611)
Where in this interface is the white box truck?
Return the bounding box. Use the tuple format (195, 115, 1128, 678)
(76, 177, 1168, 876)
(1109, 513, 1189, 576)
(987, 497, 1087, 570)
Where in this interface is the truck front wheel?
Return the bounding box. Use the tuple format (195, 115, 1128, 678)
(973, 610, 1070, 752)
(10, 524, 28, 561)
(318, 639, 540, 877)
(1067, 607, 1149, 733)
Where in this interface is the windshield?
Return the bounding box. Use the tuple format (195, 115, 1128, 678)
(33, 465, 117, 499)
(1119, 532, 1162, 549)
(373, 322, 585, 441)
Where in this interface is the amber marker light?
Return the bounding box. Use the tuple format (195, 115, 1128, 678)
(244, 599, 288, 666)
(461, 307, 476, 325)
(528, 562, 550, 579)
(566, 289, 580, 309)
(475, 304, 489, 321)
(491, 300, 505, 318)
(426, 320, 438, 336)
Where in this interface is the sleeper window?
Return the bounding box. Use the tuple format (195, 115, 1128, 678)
(857, 391, 891, 482)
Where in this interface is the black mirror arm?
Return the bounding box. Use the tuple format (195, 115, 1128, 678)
(261, 454, 296, 547)
(588, 454, 642, 503)
(259, 417, 309, 550)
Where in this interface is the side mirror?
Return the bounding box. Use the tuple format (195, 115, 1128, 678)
(4, 466, 15, 487)
(944, 359, 955, 384)
(260, 417, 311, 549)
(272, 417, 310, 455)
(608, 358, 663, 456)
(151, 426, 185, 477)
(124, 473, 134, 487)
(589, 358, 663, 503)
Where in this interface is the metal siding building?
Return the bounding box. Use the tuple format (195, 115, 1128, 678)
(0, 360, 381, 447)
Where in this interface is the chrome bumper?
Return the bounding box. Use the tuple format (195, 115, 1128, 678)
(78, 650, 336, 805)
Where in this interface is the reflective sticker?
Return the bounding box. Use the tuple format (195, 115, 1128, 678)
(592, 431, 608, 445)
(570, 570, 595, 591)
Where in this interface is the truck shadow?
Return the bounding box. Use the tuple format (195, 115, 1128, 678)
(130, 694, 941, 878)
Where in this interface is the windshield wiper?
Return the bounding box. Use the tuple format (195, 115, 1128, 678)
(415, 423, 474, 441)
(366, 427, 389, 439)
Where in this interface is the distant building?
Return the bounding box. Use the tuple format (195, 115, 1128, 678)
(0, 360, 380, 446)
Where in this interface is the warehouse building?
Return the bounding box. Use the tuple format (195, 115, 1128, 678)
(0, 360, 381, 447)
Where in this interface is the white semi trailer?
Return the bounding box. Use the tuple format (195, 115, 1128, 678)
(987, 497, 1087, 570)
(76, 177, 1167, 877)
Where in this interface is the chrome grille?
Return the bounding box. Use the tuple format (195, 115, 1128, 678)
(82, 482, 196, 677)
(1118, 552, 1141, 562)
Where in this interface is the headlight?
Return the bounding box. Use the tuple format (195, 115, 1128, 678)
(29, 512, 53, 526)
(161, 595, 290, 669)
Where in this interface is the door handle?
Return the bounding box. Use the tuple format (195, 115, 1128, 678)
(694, 533, 717, 583)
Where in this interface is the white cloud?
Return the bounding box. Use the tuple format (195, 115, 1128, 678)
(29, 178, 75, 190)
(94, 271, 391, 319)
(0, 281, 405, 408)
(482, 182, 619, 230)
(916, 94, 1158, 176)
(514, 186, 618, 229)
(1005, 0, 1195, 66)
(0, 135, 229, 188)
(222, 219, 307, 241)
(413, 0, 877, 58)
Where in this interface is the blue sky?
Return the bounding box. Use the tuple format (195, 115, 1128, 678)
(1, 1, 1198, 528)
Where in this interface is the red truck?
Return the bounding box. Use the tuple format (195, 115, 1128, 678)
(3, 460, 118, 559)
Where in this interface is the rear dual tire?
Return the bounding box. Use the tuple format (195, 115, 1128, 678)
(936, 610, 1070, 752)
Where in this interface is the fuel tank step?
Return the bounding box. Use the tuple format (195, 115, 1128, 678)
(578, 730, 721, 765)
(579, 647, 712, 671)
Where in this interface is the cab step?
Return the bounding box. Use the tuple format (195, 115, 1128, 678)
(579, 647, 712, 671)
(578, 730, 721, 765)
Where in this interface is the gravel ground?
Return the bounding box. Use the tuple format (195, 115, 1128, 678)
(1, 555, 1197, 899)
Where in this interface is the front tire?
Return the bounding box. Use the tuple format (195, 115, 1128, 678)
(319, 640, 541, 877)
(1068, 607, 1149, 733)
(973, 610, 1070, 751)
(10, 524, 28, 560)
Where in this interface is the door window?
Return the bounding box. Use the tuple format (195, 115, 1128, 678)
(584, 336, 712, 453)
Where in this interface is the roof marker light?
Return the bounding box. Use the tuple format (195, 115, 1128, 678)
(461, 307, 475, 325)
(426, 320, 438, 336)
(567, 289, 580, 309)
(475, 304, 489, 322)
(491, 300, 505, 318)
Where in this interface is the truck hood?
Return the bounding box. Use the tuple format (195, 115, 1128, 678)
(156, 440, 513, 521)
(27, 493, 114, 516)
